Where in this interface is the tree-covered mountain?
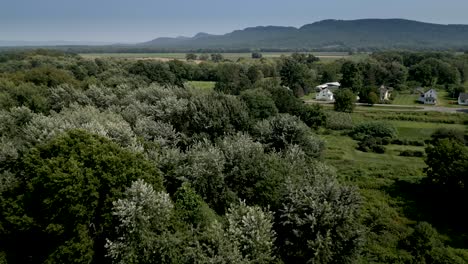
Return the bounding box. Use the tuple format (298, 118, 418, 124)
(141, 19, 468, 50)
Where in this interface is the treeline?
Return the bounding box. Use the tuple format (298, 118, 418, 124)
(0, 50, 467, 263)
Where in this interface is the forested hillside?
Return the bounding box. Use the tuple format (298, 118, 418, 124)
(0, 49, 468, 263)
(142, 19, 468, 51)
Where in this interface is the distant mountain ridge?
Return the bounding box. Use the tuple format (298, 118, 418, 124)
(141, 19, 468, 50)
(0, 40, 115, 47)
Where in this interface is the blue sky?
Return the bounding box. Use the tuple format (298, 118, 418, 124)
(1, 0, 468, 43)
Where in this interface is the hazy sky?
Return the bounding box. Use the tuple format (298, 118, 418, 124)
(2, 0, 468, 43)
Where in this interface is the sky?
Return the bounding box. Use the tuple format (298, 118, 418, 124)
(1, 0, 468, 43)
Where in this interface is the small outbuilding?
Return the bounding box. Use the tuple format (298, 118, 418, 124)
(458, 92, 468, 105)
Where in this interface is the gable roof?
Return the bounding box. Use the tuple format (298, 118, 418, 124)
(379, 85, 393, 92)
(425, 89, 437, 97)
(459, 92, 468, 101)
(325, 82, 340, 87)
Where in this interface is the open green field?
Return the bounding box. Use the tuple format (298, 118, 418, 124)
(350, 110, 468, 139)
(185, 81, 216, 90)
(320, 109, 468, 258)
(79, 52, 367, 62)
(392, 92, 420, 105)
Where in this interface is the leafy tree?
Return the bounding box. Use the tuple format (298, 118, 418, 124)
(297, 103, 327, 128)
(128, 61, 176, 85)
(198, 54, 210, 61)
(240, 89, 278, 119)
(214, 63, 252, 94)
(225, 201, 276, 263)
(253, 114, 324, 157)
(424, 138, 468, 191)
(280, 57, 315, 97)
(187, 92, 250, 139)
(246, 65, 264, 84)
(1, 130, 163, 263)
(178, 142, 234, 213)
(106, 180, 174, 264)
(320, 63, 339, 83)
(341, 61, 363, 93)
(211, 53, 224, 63)
(409, 58, 461, 86)
(251, 52, 263, 59)
(334, 89, 355, 113)
(367, 91, 379, 105)
(263, 84, 303, 114)
(186, 53, 198, 61)
(22, 66, 79, 87)
(279, 165, 363, 264)
(173, 183, 217, 229)
(217, 134, 285, 208)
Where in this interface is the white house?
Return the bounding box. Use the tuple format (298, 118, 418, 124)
(316, 88, 334, 101)
(315, 82, 340, 91)
(418, 89, 437, 105)
(379, 85, 393, 101)
(458, 92, 468, 105)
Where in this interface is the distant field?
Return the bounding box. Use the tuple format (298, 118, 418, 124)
(79, 52, 365, 62)
(392, 92, 420, 105)
(350, 111, 468, 140)
(185, 81, 215, 90)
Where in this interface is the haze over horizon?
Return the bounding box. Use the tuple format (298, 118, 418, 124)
(2, 0, 468, 43)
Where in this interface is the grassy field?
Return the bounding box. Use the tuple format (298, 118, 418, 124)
(392, 92, 420, 105)
(185, 81, 216, 90)
(392, 89, 461, 107)
(79, 52, 367, 62)
(320, 109, 468, 259)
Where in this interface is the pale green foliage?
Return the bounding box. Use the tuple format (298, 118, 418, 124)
(180, 141, 233, 212)
(0, 137, 18, 168)
(216, 133, 285, 208)
(0, 171, 18, 195)
(106, 179, 174, 264)
(22, 105, 140, 149)
(325, 111, 354, 130)
(279, 164, 363, 264)
(226, 201, 276, 263)
(134, 118, 181, 147)
(48, 84, 91, 111)
(0, 106, 35, 138)
(194, 220, 246, 264)
(84, 85, 121, 109)
(253, 114, 325, 157)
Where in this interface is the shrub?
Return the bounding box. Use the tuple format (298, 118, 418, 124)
(334, 89, 356, 113)
(357, 136, 386, 153)
(240, 89, 278, 119)
(297, 103, 327, 128)
(400, 150, 424, 157)
(325, 111, 354, 130)
(350, 121, 397, 141)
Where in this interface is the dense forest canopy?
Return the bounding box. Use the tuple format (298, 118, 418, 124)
(0, 49, 467, 263)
